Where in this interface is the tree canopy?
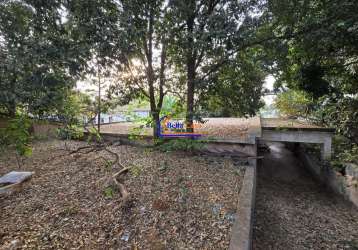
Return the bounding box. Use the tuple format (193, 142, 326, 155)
(1, 0, 357, 142)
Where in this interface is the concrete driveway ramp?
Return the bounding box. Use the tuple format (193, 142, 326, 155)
(0, 171, 34, 194)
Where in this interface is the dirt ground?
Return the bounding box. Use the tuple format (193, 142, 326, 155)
(99, 117, 254, 141)
(253, 142, 358, 250)
(0, 140, 244, 249)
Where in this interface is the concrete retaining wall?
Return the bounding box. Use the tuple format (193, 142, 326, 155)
(83, 132, 154, 148)
(296, 145, 358, 208)
(0, 118, 61, 138)
(32, 122, 62, 138)
(229, 162, 257, 250)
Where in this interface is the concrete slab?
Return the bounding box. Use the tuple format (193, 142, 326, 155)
(0, 171, 33, 185)
(261, 118, 334, 132)
(0, 171, 33, 194)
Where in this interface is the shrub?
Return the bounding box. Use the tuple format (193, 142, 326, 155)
(330, 135, 358, 172)
(57, 125, 84, 140)
(157, 138, 203, 152)
(275, 89, 313, 118)
(0, 115, 33, 157)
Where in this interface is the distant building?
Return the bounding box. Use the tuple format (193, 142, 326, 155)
(92, 109, 150, 124)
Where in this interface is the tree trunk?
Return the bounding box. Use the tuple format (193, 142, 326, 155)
(186, 62, 195, 133)
(152, 111, 160, 138)
(8, 102, 16, 117)
(185, 8, 196, 133)
(97, 71, 101, 133)
(145, 8, 160, 139)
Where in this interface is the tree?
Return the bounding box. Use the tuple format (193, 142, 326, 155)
(0, 1, 91, 117)
(275, 89, 313, 118)
(166, 0, 268, 130)
(198, 48, 266, 117)
(263, 0, 358, 162)
(263, 0, 358, 98)
(101, 0, 179, 137)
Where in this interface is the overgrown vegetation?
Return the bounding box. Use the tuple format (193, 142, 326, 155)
(269, 0, 358, 167)
(0, 114, 32, 167)
(157, 139, 203, 152)
(275, 90, 313, 118)
(1, 0, 357, 166)
(331, 136, 358, 171)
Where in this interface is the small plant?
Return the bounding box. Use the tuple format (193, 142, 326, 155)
(33, 134, 49, 141)
(57, 124, 84, 140)
(104, 186, 115, 198)
(86, 127, 101, 142)
(158, 160, 170, 172)
(61, 206, 79, 216)
(330, 135, 358, 172)
(128, 116, 152, 140)
(104, 159, 113, 169)
(0, 114, 33, 167)
(157, 138, 203, 152)
(129, 165, 142, 177)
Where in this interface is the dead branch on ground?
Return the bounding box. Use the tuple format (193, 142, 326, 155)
(68, 140, 132, 203)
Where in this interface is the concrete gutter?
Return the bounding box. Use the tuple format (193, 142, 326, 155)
(229, 161, 257, 250)
(296, 144, 358, 208)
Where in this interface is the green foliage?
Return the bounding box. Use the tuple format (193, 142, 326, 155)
(86, 127, 102, 142)
(104, 160, 113, 169)
(315, 96, 358, 145)
(275, 90, 313, 118)
(56, 91, 89, 140)
(265, 0, 358, 98)
(330, 136, 358, 170)
(160, 96, 185, 118)
(129, 165, 142, 177)
(297, 63, 330, 99)
(0, 1, 91, 117)
(334, 146, 358, 167)
(128, 119, 152, 141)
(58, 91, 87, 126)
(57, 125, 84, 140)
(0, 114, 32, 157)
(199, 50, 266, 117)
(264, 0, 358, 169)
(104, 186, 114, 199)
(158, 139, 203, 152)
(168, 0, 267, 123)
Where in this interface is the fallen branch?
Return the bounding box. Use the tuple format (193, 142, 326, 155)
(113, 177, 130, 201)
(69, 145, 99, 155)
(112, 166, 134, 179)
(68, 141, 131, 203)
(103, 147, 125, 168)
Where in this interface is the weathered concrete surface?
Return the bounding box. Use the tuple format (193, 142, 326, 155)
(202, 143, 257, 157)
(297, 144, 358, 208)
(0, 171, 33, 185)
(229, 163, 257, 250)
(261, 130, 333, 160)
(0, 171, 33, 194)
(261, 118, 334, 132)
(253, 142, 358, 250)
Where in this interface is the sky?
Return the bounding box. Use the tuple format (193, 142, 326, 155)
(263, 75, 276, 106)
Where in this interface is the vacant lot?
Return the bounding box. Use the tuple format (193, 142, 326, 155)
(99, 117, 256, 142)
(0, 140, 243, 249)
